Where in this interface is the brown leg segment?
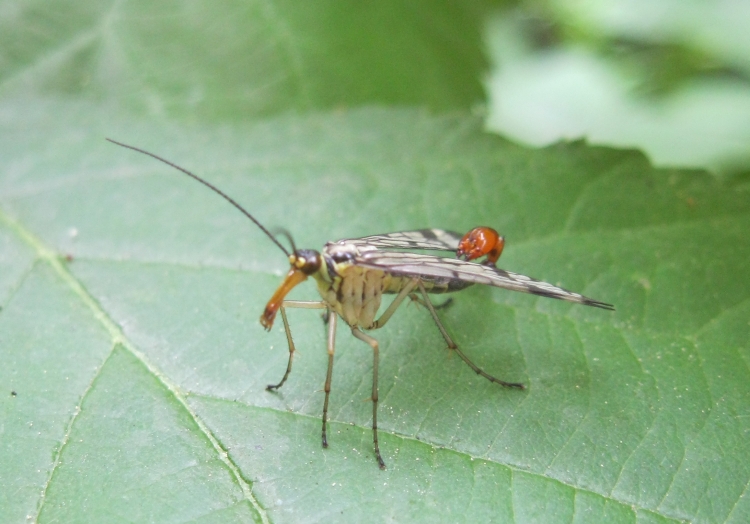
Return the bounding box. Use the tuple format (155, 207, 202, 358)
(351, 327, 386, 469)
(416, 281, 524, 390)
(266, 307, 295, 390)
(321, 311, 337, 449)
(266, 300, 327, 391)
(371, 278, 418, 329)
(408, 294, 453, 310)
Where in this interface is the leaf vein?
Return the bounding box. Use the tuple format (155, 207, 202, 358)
(3, 211, 271, 524)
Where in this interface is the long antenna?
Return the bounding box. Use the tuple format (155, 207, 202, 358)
(106, 138, 290, 257)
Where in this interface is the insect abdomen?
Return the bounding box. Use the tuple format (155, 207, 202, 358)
(314, 257, 474, 328)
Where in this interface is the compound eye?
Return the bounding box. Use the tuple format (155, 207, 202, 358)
(293, 249, 322, 275)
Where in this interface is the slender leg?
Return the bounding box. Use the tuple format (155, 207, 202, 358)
(321, 310, 337, 449)
(266, 300, 327, 391)
(266, 307, 294, 390)
(416, 281, 524, 390)
(370, 278, 419, 329)
(408, 294, 453, 310)
(351, 327, 386, 469)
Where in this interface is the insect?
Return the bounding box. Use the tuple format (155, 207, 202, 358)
(108, 138, 614, 469)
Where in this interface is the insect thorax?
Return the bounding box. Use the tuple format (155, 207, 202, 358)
(311, 243, 384, 328)
(314, 241, 476, 327)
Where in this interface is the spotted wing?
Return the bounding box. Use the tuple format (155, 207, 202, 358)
(355, 251, 614, 310)
(339, 229, 463, 252)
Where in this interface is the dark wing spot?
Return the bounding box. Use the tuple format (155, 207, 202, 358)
(527, 287, 615, 310)
(447, 278, 474, 292)
(583, 298, 615, 310)
(528, 287, 565, 300)
(418, 229, 438, 240)
(492, 268, 511, 279)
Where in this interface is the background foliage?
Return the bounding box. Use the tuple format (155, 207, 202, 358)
(485, 0, 750, 173)
(1, 2, 748, 523)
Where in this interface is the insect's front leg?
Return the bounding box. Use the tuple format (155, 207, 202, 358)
(416, 281, 524, 390)
(266, 300, 327, 391)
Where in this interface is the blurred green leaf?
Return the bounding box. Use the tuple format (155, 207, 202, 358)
(484, 3, 750, 172)
(0, 0, 491, 119)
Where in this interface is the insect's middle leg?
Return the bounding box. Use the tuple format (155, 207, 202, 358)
(266, 300, 327, 391)
(408, 294, 453, 310)
(416, 281, 524, 390)
(370, 278, 419, 330)
(351, 327, 386, 470)
(371, 278, 450, 332)
(321, 310, 337, 450)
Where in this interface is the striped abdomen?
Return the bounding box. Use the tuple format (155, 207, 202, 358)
(315, 265, 393, 328)
(313, 263, 473, 329)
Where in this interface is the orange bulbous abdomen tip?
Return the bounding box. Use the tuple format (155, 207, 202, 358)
(457, 226, 505, 265)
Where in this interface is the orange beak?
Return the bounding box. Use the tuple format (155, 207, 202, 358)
(260, 267, 308, 330)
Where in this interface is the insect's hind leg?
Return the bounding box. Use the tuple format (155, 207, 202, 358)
(409, 294, 453, 310)
(370, 278, 419, 330)
(266, 300, 328, 391)
(416, 281, 524, 390)
(351, 327, 386, 469)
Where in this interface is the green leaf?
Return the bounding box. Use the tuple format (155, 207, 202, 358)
(0, 0, 490, 119)
(3, 100, 748, 523)
(1, 2, 749, 524)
